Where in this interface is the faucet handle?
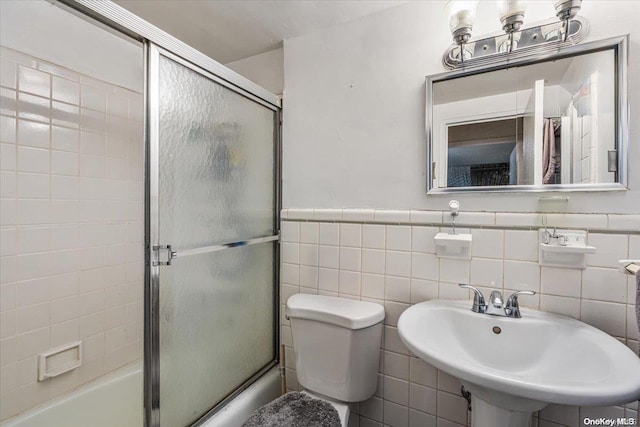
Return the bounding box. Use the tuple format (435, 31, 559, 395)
(505, 290, 536, 318)
(458, 284, 486, 313)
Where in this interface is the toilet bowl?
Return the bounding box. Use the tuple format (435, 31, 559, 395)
(285, 294, 385, 426)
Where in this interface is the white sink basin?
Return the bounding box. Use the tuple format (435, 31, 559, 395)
(398, 300, 640, 426)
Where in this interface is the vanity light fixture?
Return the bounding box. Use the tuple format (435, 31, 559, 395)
(443, 0, 587, 69)
(446, 0, 479, 64)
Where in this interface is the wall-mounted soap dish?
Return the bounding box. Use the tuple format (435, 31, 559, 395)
(435, 232, 472, 260)
(538, 229, 595, 269)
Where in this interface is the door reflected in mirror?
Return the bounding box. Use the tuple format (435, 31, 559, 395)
(428, 37, 627, 192)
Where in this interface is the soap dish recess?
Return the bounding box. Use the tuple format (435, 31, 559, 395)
(435, 233, 472, 260)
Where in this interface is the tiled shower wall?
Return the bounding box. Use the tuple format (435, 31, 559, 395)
(0, 47, 143, 421)
(280, 208, 639, 427)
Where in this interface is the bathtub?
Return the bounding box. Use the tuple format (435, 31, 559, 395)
(1, 362, 143, 427)
(1, 362, 280, 427)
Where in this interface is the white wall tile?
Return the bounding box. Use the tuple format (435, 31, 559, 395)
(608, 215, 640, 231)
(374, 210, 410, 223)
(340, 223, 362, 247)
(300, 244, 319, 267)
(362, 249, 385, 274)
(471, 229, 503, 259)
(318, 245, 339, 269)
(18, 67, 50, 98)
(582, 267, 627, 303)
(0, 116, 17, 144)
(587, 234, 628, 268)
(51, 126, 79, 153)
(342, 208, 375, 222)
(504, 261, 540, 293)
(454, 212, 495, 226)
(300, 222, 319, 244)
(52, 77, 79, 105)
(504, 230, 538, 262)
(409, 210, 442, 225)
(546, 213, 608, 230)
(17, 173, 48, 199)
(339, 270, 360, 296)
(383, 400, 409, 427)
(17, 147, 48, 173)
(1, 143, 16, 170)
(540, 266, 581, 298)
(18, 120, 49, 149)
(539, 295, 580, 319)
(339, 247, 360, 271)
(2, 56, 143, 418)
(386, 251, 411, 278)
(411, 226, 437, 254)
(411, 253, 438, 281)
(387, 226, 412, 251)
(470, 258, 503, 288)
(361, 273, 384, 299)
(319, 223, 339, 245)
(313, 209, 342, 221)
(0, 171, 16, 198)
(410, 279, 438, 303)
(439, 259, 470, 284)
(385, 276, 410, 303)
(299, 265, 318, 289)
(363, 224, 385, 249)
(437, 391, 468, 425)
(287, 208, 314, 220)
(318, 268, 339, 293)
(580, 300, 626, 337)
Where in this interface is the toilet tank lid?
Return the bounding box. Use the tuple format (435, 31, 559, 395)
(286, 294, 385, 330)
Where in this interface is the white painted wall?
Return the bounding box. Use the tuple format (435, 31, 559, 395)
(0, 0, 143, 92)
(282, 0, 640, 214)
(226, 47, 284, 96)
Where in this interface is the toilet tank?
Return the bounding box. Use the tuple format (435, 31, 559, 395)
(286, 294, 385, 402)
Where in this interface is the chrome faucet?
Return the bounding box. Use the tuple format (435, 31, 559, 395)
(459, 284, 535, 318)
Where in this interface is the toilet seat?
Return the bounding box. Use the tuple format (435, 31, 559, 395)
(301, 390, 349, 426)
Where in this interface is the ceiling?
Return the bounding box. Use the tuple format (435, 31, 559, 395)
(114, 0, 406, 64)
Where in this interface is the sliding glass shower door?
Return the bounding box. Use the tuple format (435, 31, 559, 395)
(147, 45, 280, 427)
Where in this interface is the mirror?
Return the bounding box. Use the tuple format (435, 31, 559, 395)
(427, 36, 628, 192)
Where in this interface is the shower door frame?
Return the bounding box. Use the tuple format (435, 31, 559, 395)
(147, 44, 282, 427)
(54, 2, 283, 427)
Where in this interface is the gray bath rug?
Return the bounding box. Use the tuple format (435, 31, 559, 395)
(242, 391, 341, 427)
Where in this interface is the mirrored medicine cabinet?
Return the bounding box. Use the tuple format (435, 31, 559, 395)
(426, 35, 629, 193)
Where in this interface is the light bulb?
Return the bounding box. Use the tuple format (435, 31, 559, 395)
(497, 0, 527, 33)
(446, 0, 479, 43)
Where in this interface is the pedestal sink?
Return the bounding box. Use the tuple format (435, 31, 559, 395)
(397, 300, 640, 427)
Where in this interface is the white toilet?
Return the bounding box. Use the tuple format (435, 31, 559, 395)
(286, 294, 385, 426)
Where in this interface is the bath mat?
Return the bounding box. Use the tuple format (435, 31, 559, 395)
(242, 391, 341, 427)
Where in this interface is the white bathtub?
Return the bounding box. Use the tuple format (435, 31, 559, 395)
(1, 362, 143, 427)
(1, 363, 280, 427)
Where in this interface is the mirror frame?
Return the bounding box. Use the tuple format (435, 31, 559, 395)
(425, 35, 629, 194)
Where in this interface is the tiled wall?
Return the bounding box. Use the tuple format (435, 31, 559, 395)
(279, 208, 639, 427)
(0, 47, 143, 421)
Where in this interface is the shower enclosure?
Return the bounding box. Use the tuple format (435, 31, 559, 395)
(147, 46, 281, 426)
(0, 1, 281, 426)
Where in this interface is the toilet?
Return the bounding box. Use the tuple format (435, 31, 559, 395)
(285, 293, 385, 426)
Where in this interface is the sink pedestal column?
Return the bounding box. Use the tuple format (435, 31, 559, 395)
(463, 383, 547, 427)
(471, 395, 532, 427)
